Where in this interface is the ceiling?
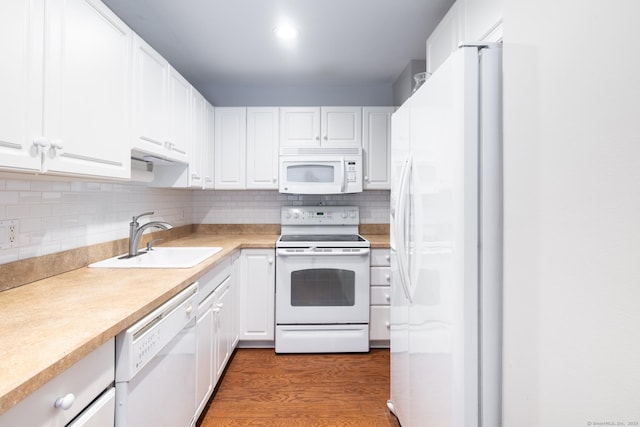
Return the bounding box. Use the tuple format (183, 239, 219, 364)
(102, 0, 455, 105)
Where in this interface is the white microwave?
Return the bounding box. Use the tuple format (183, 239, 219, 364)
(279, 147, 363, 194)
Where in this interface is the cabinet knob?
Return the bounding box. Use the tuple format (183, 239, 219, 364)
(315, 136, 320, 141)
(268, 258, 274, 265)
(323, 136, 328, 140)
(385, 255, 390, 261)
(385, 294, 390, 302)
(385, 321, 390, 329)
(54, 393, 75, 411)
(50, 140, 64, 150)
(217, 303, 224, 309)
(32, 137, 48, 148)
(385, 274, 391, 281)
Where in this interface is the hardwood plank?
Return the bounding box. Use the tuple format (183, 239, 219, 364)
(198, 348, 400, 427)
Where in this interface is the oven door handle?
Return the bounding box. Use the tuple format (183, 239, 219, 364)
(277, 248, 370, 257)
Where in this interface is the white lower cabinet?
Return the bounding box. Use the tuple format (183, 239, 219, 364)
(195, 257, 239, 421)
(370, 249, 391, 346)
(239, 249, 275, 344)
(0, 340, 115, 427)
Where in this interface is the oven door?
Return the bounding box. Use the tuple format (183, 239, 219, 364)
(275, 247, 370, 324)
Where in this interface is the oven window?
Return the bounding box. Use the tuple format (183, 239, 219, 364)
(287, 164, 334, 183)
(290, 269, 355, 306)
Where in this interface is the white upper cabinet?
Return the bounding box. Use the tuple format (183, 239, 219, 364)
(464, 0, 503, 42)
(246, 107, 279, 189)
(279, 107, 320, 147)
(168, 67, 191, 163)
(321, 107, 362, 147)
(189, 89, 205, 188)
(132, 35, 188, 164)
(362, 107, 394, 190)
(0, 1, 44, 173)
(132, 35, 168, 158)
(280, 107, 362, 148)
(426, 0, 503, 74)
(203, 102, 215, 189)
(1, 0, 131, 179)
(426, 1, 465, 75)
(214, 107, 246, 189)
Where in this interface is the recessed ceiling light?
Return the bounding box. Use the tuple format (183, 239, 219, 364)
(273, 25, 298, 40)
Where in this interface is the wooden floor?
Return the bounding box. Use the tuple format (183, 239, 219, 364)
(198, 348, 401, 427)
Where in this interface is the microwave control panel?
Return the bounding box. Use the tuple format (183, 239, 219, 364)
(346, 161, 358, 183)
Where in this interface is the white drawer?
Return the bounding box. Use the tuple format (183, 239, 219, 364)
(370, 266, 391, 286)
(370, 286, 391, 305)
(371, 249, 391, 266)
(370, 306, 390, 340)
(0, 339, 114, 427)
(196, 257, 232, 304)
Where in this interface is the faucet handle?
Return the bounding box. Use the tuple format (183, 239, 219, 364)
(146, 238, 164, 252)
(133, 211, 154, 223)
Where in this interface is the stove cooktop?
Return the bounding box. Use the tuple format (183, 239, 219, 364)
(277, 233, 370, 248)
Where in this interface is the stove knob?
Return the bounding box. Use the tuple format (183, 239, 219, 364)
(341, 212, 348, 219)
(284, 212, 291, 219)
(293, 212, 300, 219)
(349, 211, 357, 218)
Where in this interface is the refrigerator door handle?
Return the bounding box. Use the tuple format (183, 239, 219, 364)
(394, 154, 413, 302)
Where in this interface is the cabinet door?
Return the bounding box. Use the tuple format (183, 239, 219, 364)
(279, 107, 320, 147)
(426, 1, 465, 75)
(214, 277, 232, 381)
(320, 107, 362, 147)
(239, 249, 275, 341)
(363, 107, 394, 189)
(195, 294, 214, 419)
(203, 102, 215, 189)
(247, 107, 279, 189)
(132, 34, 169, 158)
(189, 89, 205, 188)
(0, 0, 44, 172)
(167, 66, 190, 164)
(214, 107, 246, 189)
(43, 0, 131, 179)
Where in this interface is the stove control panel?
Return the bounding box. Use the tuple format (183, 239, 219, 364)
(281, 206, 359, 225)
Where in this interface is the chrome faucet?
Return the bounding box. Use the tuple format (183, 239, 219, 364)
(128, 211, 173, 257)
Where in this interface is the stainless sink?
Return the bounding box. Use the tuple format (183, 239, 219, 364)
(88, 246, 223, 269)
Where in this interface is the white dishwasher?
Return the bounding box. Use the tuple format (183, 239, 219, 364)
(115, 283, 197, 427)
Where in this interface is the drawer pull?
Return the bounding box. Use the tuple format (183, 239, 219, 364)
(54, 393, 75, 410)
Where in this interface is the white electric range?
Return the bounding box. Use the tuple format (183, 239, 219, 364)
(275, 206, 371, 353)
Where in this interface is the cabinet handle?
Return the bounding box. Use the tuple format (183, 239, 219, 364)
(54, 393, 75, 410)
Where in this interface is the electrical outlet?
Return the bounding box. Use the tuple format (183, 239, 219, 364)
(0, 219, 18, 249)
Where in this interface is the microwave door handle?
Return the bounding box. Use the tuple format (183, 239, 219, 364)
(340, 157, 346, 192)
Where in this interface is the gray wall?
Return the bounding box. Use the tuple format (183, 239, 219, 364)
(205, 84, 394, 107)
(392, 59, 426, 106)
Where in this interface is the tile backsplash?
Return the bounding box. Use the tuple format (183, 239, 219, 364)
(0, 175, 389, 264)
(192, 190, 390, 224)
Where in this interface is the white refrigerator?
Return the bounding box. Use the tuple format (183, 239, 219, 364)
(388, 44, 502, 427)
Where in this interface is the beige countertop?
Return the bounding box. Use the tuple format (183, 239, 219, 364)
(0, 232, 389, 415)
